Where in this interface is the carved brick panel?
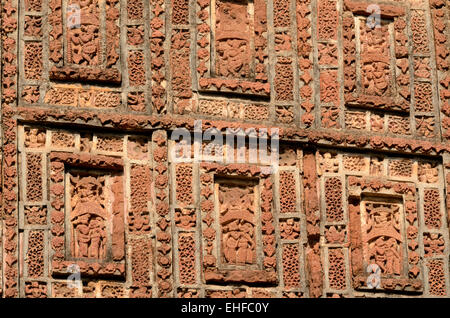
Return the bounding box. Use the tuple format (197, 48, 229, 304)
(50, 152, 126, 278)
(19, 0, 159, 113)
(17, 126, 158, 297)
(348, 177, 422, 292)
(344, 6, 408, 112)
(318, 150, 449, 296)
(195, 0, 269, 96)
(48, 0, 121, 83)
(5, 0, 450, 299)
(200, 163, 277, 285)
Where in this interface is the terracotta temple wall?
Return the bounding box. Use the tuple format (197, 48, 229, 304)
(0, 0, 449, 297)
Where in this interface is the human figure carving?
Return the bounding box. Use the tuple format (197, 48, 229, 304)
(363, 62, 389, 96)
(215, 1, 251, 78)
(370, 237, 387, 273)
(89, 217, 106, 258)
(236, 220, 256, 264)
(280, 218, 300, 239)
(370, 157, 383, 175)
(25, 128, 46, 148)
(318, 152, 338, 174)
(419, 163, 438, 183)
(361, 26, 390, 96)
(67, 0, 100, 66)
(175, 208, 196, 229)
(307, 243, 323, 298)
(219, 185, 256, 265)
(366, 204, 402, 276)
(424, 233, 445, 256)
(385, 237, 401, 275)
(71, 175, 107, 259)
(222, 220, 240, 264)
(72, 214, 91, 257)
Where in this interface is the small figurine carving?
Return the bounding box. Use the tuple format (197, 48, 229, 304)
(25, 128, 46, 148)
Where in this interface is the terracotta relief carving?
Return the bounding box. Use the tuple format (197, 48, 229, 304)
(348, 176, 423, 293)
(360, 24, 391, 97)
(69, 174, 107, 259)
(215, 0, 251, 79)
(48, 0, 121, 83)
(66, 0, 101, 66)
(219, 183, 256, 266)
(363, 202, 402, 276)
(47, 151, 126, 279)
(200, 163, 277, 285)
(196, 0, 269, 95)
(6, 0, 450, 300)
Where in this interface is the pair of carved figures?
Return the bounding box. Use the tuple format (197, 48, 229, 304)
(219, 184, 256, 265)
(71, 175, 107, 259)
(366, 204, 402, 276)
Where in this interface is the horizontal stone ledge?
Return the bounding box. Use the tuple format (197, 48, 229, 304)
(14, 106, 449, 156)
(344, 0, 406, 18)
(204, 269, 278, 285)
(49, 66, 122, 85)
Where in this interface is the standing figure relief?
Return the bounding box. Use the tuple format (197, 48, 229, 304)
(219, 184, 257, 266)
(70, 175, 107, 259)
